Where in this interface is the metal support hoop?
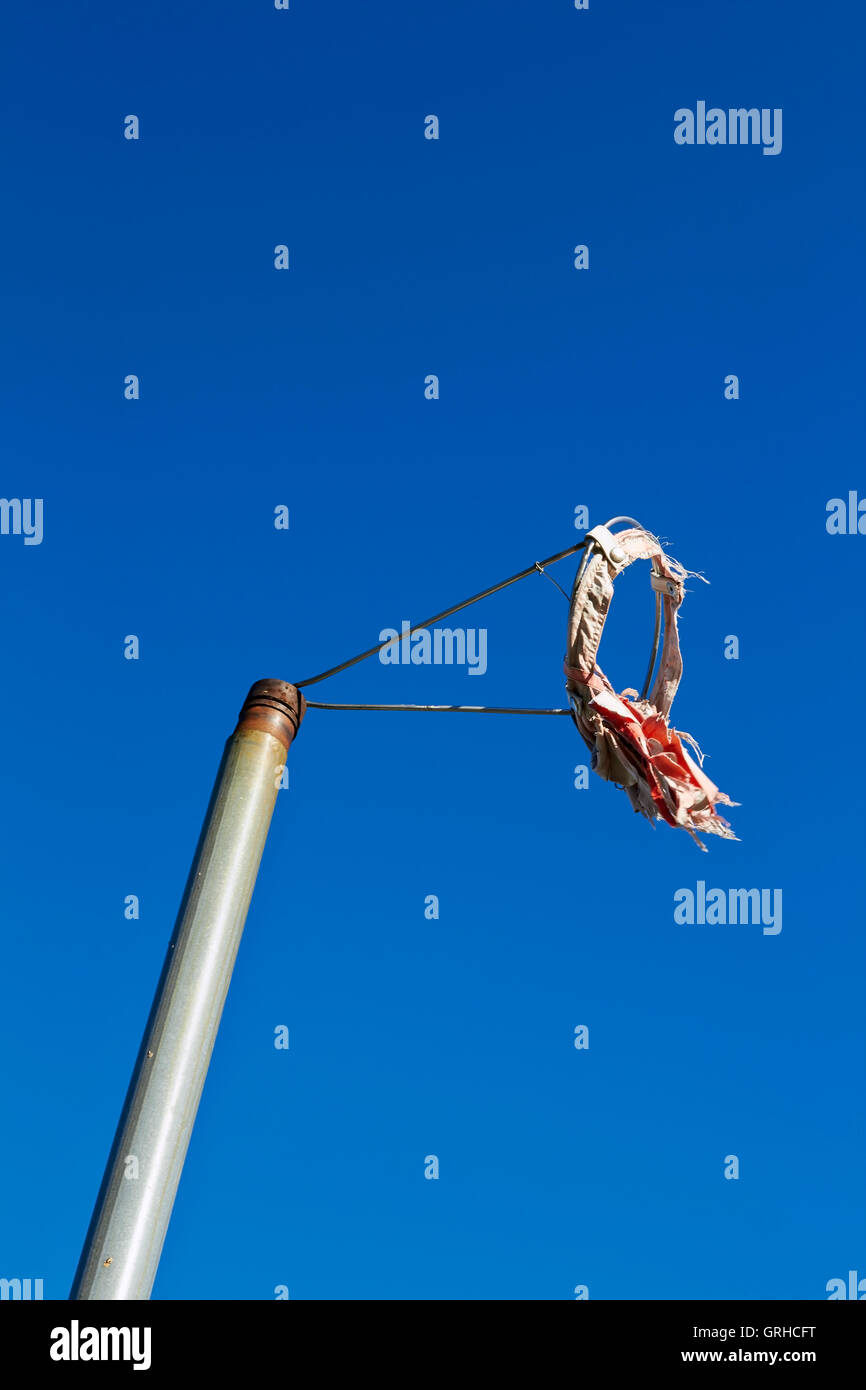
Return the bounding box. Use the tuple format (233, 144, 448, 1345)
(570, 516, 664, 704)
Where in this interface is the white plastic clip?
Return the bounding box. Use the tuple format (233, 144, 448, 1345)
(650, 572, 680, 599)
(585, 524, 627, 568)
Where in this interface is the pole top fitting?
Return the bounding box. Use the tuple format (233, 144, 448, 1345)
(236, 679, 306, 750)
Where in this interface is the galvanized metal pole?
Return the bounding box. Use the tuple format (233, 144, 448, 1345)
(70, 679, 305, 1300)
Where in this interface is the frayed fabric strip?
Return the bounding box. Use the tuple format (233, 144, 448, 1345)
(564, 525, 737, 850)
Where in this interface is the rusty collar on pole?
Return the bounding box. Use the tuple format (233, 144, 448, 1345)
(236, 679, 306, 749)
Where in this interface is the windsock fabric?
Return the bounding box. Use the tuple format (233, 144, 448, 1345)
(564, 524, 737, 850)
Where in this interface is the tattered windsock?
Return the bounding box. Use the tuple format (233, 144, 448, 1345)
(564, 518, 737, 850)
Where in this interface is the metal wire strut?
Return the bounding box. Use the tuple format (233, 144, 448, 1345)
(293, 538, 589, 713)
(306, 702, 573, 714)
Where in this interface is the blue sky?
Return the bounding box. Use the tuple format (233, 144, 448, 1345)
(1, 0, 864, 1299)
